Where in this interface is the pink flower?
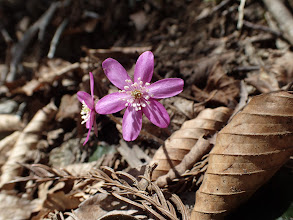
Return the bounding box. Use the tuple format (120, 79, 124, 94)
(77, 72, 98, 145)
(95, 51, 184, 141)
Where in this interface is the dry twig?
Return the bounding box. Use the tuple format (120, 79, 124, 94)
(263, 0, 293, 45)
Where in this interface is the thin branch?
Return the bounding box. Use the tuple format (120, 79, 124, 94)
(243, 20, 281, 36)
(48, 18, 69, 59)
(237, 0, 246, 29)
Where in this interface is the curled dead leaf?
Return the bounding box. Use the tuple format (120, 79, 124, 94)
(192, 91, 293, 219)
(150, 107, 232, 182)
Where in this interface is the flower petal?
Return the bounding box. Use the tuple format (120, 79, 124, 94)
(122, 106, 142, 141)
(95, 92, 129, 114)
(83, 111, 95, 145)
(147, 78, 184, 99)
(134, 51, 154, 83)
(89, 72, 94, 98)
(85, 110, 95, 129)
(102, 58, 132, 90)
(142, 99, 170, 128)
(77, 91, 94, 109)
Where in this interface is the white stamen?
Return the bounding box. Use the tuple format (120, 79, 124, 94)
(145, 82, 150, 86)
(138, 77, 141, 81)
(141, 103, 146, 107)
(124, 86, 129, 90)
(145, 95, 149, 100)
(80, 101, 90, 124)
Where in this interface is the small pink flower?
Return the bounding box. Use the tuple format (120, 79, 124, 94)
(77, 72, 98, 145)
(95, 51, 184, 141)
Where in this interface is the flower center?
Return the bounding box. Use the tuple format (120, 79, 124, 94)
(80, 101, 91, 124)
(132, 90, 143, 99)
(119, 77, 154, 111)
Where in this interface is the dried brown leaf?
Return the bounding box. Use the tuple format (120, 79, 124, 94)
(192, 91, 293, 219)
(43, 191, 81, 211)
(0, 102, 57, 188)
(0, 192, 37, 219)
(150, 107, 232, 181)
(271, 51, 293, 86)
(155, 137, 211, 188)
(0, 114, 22, 132)
(192, 63, 240, 106)
(130, 11, 148, 31)
(84, 46, 152, 61)
(11, 61, 80, 96)
(56, 94, 80, 121)
(0, 131, 20, 171)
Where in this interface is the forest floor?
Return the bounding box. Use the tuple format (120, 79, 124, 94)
(0, 0, 293, 219)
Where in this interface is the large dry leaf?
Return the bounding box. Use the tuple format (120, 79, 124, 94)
(150, 107, 232, 181)
(0, 102, 57, 188)
(192, 91, 293, 219)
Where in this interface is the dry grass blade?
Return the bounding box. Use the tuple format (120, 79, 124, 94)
(166, 200, 176, 217)
(192, 91, 293, 219)
(21, 163, 56, 178)
(169, 194, 189, 220)
(112, 192, 145, 210)
(9, 161, 187, 219)
(99, 166, 188, 220)
(115, 171, 139, 186)
(141, 201, 166, 220)
(149, 182, 169, 209)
